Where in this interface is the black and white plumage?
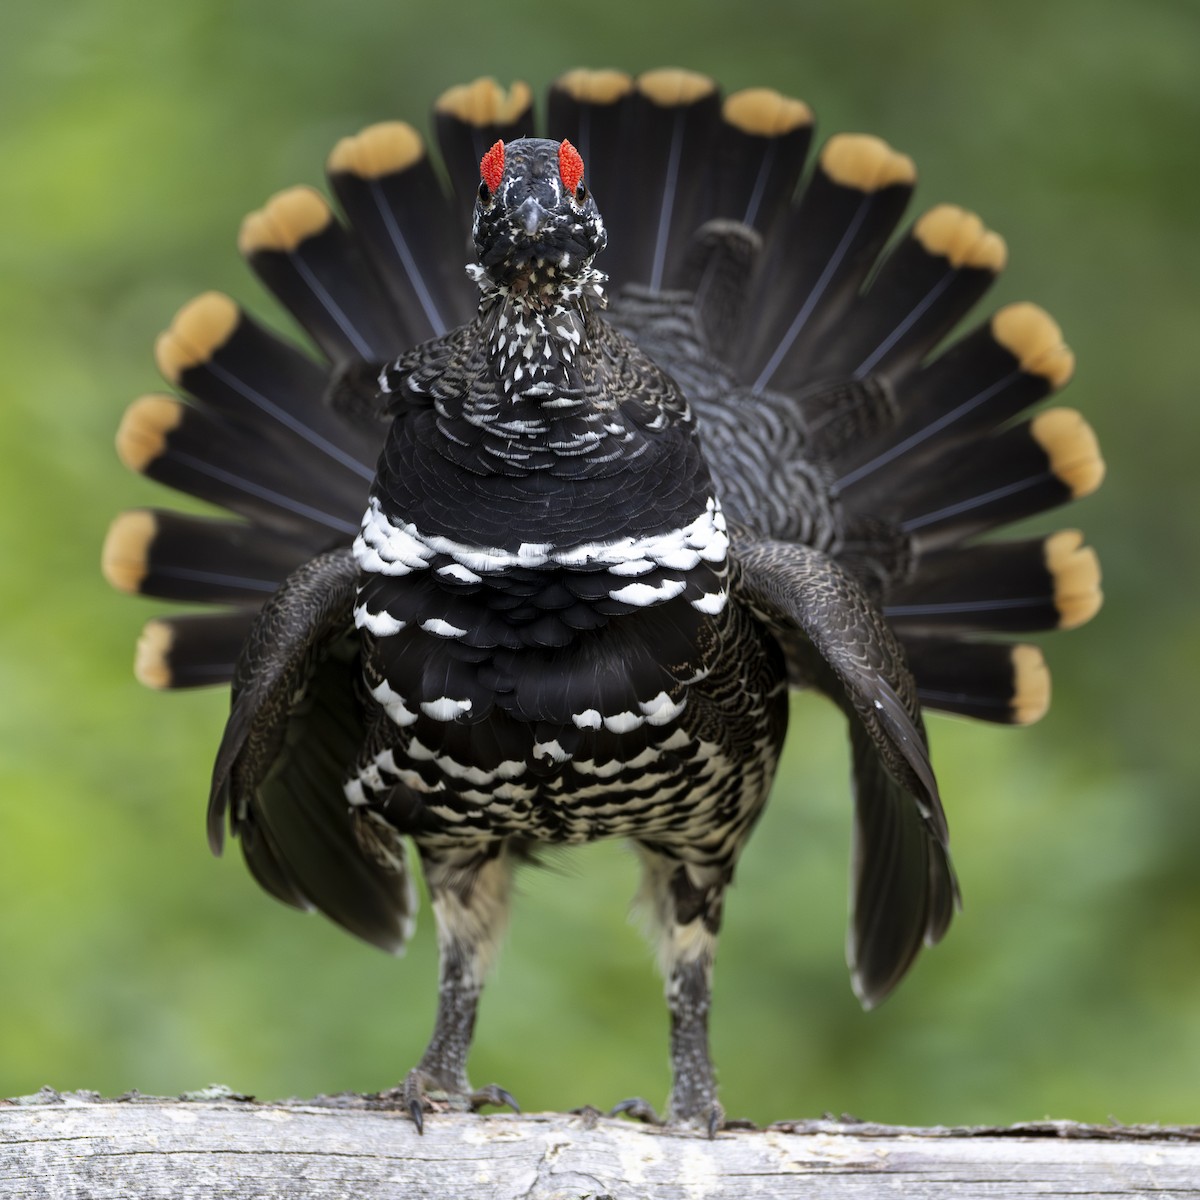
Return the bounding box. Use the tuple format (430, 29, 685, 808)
(103, 69, 1104, 1130)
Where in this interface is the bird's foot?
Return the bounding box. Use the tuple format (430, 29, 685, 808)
(610, 1094, 725, 1138)
(390, 1069, 520, 1134)
(685, 1100, 726, 1139)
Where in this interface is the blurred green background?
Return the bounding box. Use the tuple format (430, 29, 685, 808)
(1, 0, 1196, 1128)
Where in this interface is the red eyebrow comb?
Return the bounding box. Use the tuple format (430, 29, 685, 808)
(480, 140, 505, 193)
(559, 140, 584, 194)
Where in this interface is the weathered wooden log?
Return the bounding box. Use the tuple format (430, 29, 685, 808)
(3, 1090, 1199, 1199)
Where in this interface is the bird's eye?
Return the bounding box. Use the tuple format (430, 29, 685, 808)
(574, 182, 588, 204)
(478, 180, 492, 204)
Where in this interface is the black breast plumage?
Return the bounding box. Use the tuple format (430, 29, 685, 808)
(348, 275, 784, 848)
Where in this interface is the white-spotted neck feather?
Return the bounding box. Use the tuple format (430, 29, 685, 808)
(467, 259, 607, 402)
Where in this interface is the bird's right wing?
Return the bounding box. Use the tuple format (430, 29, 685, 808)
(733, 534, 959, 1007)
(209, 547, 417, 954)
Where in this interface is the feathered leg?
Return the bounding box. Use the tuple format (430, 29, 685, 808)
(615, 849, 732, 1134)
(400, 843, 519, 1131)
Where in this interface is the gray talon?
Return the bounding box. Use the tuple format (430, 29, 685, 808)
(610, 1097, 662, 1125)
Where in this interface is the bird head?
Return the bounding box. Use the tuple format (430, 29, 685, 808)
(472, 137, 606, 292)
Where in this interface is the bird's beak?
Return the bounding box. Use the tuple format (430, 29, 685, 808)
(515, 197, 550, 236)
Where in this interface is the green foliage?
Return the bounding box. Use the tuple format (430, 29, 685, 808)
(1, 0, 1197, 1126)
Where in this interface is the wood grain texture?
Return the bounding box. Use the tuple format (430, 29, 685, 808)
(3, 1092, 1199, 1200)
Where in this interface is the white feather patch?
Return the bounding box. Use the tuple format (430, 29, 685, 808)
(371, 678, 419, 726)
(639, 691, 687, 726)
(436, 562, 483, 585)
(603, 710, 644, 734)
(609, 578, 687, 607)
(533, 738, 569, 763)
(420, 697, 474, 721)
(690, 589, 728, 615)
(354, 605, 406, 636)
(572, 708, 603, 730)
(420, 617, 469, 638)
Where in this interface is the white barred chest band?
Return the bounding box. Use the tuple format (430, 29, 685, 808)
(352, 494, 728, 586)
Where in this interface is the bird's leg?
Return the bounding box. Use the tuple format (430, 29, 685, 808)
(666, 941, 720, 1131)
(400, 844, 519, 1131)
(616, 847, 730, 1134)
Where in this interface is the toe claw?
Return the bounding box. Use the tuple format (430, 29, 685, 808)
(397, 1068, 518, 1131)
(610, 1096, 662, 1125)
(469, 1084, 521, 1115)
(706, 1103, 725, 1140)
(402, 1068, 427, 1135)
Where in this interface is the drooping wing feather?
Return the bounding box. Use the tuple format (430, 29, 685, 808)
(733, 533, 959, 1007)
(209, 547, 417, 953)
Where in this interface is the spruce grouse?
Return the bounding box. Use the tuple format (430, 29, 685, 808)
(103, 69, 1104, 1131)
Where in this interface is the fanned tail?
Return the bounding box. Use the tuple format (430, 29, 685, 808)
(107, 68, 1103, 730)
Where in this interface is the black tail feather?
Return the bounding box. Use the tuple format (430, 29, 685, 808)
(833, 302, 1075, 494)
(134, 611, 256, 689)
(744, 134, 917, 393)
(154, 291, 376, 476)
(103, 508, 311, 605)
(547, 69, 636, 221)
(904, 637, 1051, 726)
(326, 121, 476, 341)
(806, 204, 1006, 383)
(889, 407, 1103, 547)
(239, 185, 409, 363)
(885, 530, 1102, 636)
(596, 69, 721, 292)
(715, 87, 814, 238)
(116, 393, 365, 539)
(680, 219, 763, 361)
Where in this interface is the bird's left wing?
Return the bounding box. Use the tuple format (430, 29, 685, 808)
(208, 547, 417, 954)
(733, 533, 959, 1007)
